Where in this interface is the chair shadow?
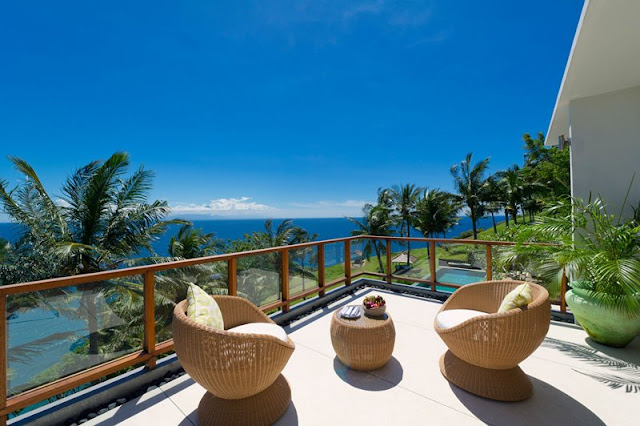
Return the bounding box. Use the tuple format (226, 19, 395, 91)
(449, 377, 606, 426)
(274, 401, 299, 425)
(333, 356, 403, 391)
(182, 399, 299, 426)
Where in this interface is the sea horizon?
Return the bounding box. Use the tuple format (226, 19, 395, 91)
(0, 215, 498, 251)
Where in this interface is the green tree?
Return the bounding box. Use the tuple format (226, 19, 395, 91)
(390, 184, 422, 265)
(497, 164, 524, 225)
(168, 224, 225, 259)
(414, 189, 461, 239)
(0, 152, 179, 355)
(450, 153, 490, 239)
(230, 219, 316, 305)
(521, 132, 570, 201)
(0, 237, 9, 263)
(348, 200, 394, 273)
(482, 177, 503, 233)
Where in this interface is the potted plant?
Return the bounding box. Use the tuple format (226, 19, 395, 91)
(512, 196, 640, 347)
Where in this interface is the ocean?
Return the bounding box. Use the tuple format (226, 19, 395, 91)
(0, 216, 497, 255)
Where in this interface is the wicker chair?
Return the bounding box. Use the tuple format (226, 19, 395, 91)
(173, 295, 295, 425)
(434, 280, 550, 401)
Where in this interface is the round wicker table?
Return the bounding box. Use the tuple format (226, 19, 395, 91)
(330, 305, 395, 371)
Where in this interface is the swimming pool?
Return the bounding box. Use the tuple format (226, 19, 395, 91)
(416, 266, 486, 292)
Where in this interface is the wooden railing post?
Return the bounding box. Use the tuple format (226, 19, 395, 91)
(486, 244, 493, 281)
(560, 269, 568, 313)
(344, 240, 351, 286)
(429, 241, 436, 291)
(143, 271, 156, 370)
(281, 249, 290, 313)
(1, 294, 7, 426)
(228, 258, 237, 296)
(386, 239, 392, 283)
(318, 244, 326, 297)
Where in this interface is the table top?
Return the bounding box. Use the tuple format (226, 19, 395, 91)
(332, 305, 392, 329)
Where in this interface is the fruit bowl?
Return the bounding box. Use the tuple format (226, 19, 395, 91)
(363, 295, 386, 317)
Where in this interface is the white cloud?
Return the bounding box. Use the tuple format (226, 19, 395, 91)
(289, 200, 371, 209)
(171, 197, 273, 216)
(56, 198, 71, 208)
(167, 198, 371, 219)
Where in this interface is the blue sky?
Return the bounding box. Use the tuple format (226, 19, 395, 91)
(0, 1, 583, 220)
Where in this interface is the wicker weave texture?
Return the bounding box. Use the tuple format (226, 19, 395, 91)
(197, 374, 291, 426)
(173, 295, 295, 400)
(330, 306, 395, 371)
(434, 280, 550, 370)
(440, 350, 532, 402)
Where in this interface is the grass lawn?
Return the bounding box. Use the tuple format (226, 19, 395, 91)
(270, 221, 518, 306)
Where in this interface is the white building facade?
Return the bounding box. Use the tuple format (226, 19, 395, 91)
(546, 0, 640, 217)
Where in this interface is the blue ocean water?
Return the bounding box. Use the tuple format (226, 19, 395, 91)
(0, 215, 498, 254)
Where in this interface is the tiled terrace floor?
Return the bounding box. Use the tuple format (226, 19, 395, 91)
(87, 288, 640, 426)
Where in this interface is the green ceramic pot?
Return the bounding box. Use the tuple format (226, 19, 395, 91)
(565, 289, 640, 347)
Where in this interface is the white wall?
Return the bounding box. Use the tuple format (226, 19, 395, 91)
(569, 85, 640, 217)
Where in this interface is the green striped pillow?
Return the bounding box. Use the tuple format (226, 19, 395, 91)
(497, 283, 533, 313)
(186, 283, 224, 330)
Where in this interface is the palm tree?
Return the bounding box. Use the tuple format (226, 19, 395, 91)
(390, 184, 422, 266)
(450, 153, 490, 239)
(231, 219, 317, 305)
(348, 202, 394, 272)
(168, 224, 225, 259)
(0, 152, 180, 355)
(482, 176, 503, 233)
(414, 189, 461, 239)
(0, 238, 9, 263)
(497, 165, 524, 225)
(251, 219, 312, 249)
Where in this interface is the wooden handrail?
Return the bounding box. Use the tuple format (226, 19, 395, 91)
(0, 234, 563, 423)
(0, 236, 363, 296)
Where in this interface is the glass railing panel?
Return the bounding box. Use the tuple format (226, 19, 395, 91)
(347, 237, 395, 280)
(324, 241, 345, 285)
(435, 242, 487, 292)
(237, 252, 281, 307)
(288, 246, 319, 298)
(154, 262, 228, 343)
(6, 279, 144, 397)
(349, 238, 369, 275)
(390, 240, 429, 285)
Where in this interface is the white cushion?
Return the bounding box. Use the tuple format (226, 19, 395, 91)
(435, 309, 488, 329)
(227, 322, 288, 342)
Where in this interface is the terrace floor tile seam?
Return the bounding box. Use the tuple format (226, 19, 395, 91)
(290, 337, 483, 423)
(160, 386, 197, 426)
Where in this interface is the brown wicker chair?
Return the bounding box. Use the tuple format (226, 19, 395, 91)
(173, 295, 295, 425)
(434, 280, 550, 401)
